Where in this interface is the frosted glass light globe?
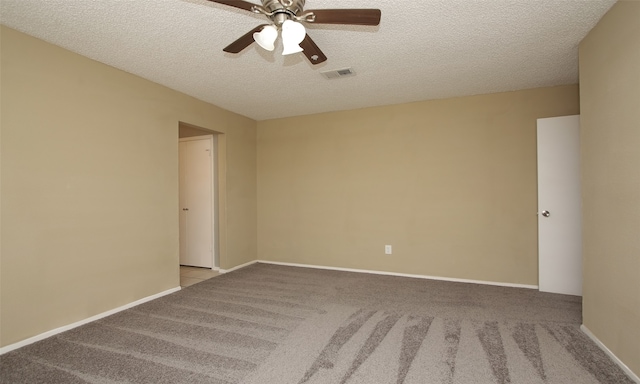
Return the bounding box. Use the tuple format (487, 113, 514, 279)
(253, 25, 278, 51)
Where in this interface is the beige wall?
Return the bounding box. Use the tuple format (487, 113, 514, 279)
(0, 26, 257, 346)
(579, 1, 640, 376)
(257, 85, 579, 285)
(179, 124, 215, 138)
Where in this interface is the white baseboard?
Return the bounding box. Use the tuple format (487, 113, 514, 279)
(0, 286, 181, 355)
(257, 260, 539, 289)
(219, 260, 258, 274)
(580, 325, 640, 383)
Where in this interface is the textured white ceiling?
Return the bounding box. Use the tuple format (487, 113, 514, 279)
(0, 0, 616, 121)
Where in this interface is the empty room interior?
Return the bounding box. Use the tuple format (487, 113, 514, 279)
(0, 0, 638, 383)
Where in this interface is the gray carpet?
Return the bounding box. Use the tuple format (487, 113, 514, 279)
(0, 263, 634, 384)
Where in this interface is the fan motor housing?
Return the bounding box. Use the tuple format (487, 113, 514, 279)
(262, 0, 305, 15)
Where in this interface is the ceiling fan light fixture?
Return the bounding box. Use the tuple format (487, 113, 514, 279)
(214, 0, 381, 65)
(253, 25, 278, 51)
(281, 20, 306, 55)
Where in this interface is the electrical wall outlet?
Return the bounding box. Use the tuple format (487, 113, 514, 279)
(385, 245, 392, 255)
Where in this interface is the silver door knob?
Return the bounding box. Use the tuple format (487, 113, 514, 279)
(542, 210, 550, 217)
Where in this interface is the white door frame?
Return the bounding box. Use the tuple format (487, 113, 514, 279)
(179, 135, 218, 270)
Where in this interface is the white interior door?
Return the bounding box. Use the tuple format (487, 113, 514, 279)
(179, 136, 214, 268)
(179, 141, 189, 264)
(537, 115, 582, 296)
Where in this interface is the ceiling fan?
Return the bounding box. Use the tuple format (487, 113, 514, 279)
(207, 0, 381, 65)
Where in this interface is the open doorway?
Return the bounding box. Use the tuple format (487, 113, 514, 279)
(178, 123, 223, 287)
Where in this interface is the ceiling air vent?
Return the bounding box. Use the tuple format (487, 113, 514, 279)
(320, 67, 356, 80)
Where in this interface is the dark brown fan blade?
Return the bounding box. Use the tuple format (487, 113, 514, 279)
(223, 24, 267, 53)
(306, 9, 381, 26)
(206, 0, 257, 12)
(300, 35, 327, 65)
